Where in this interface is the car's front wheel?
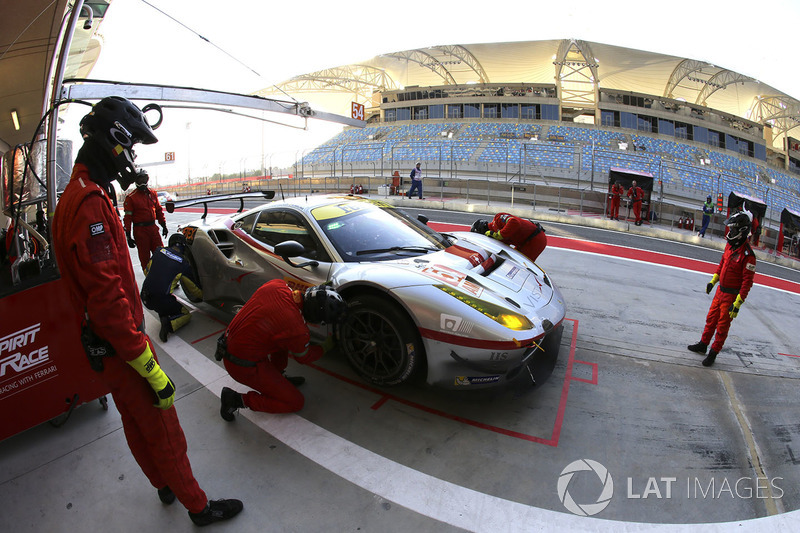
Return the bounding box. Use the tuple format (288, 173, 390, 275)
(339, 295, 422, 386)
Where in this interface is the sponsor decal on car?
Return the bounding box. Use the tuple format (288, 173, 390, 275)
(444, 245, 485, 267)
(311, 202, 368, 221)
(284, 278, 315, 292)
(454, 375, 501, 386)
(181, 226, 197, 244)
(440, 313, 474, 335)
(421, 264, 483, 297)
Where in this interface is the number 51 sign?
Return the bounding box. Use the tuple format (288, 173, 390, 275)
(351, 102, 365, 121)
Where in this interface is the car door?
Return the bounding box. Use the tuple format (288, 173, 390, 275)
(239, 208, 333, 294)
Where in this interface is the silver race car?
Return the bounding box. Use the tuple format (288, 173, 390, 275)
(173, 194, 566, 389)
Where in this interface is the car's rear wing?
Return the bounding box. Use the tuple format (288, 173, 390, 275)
(165, 191, 276, 220)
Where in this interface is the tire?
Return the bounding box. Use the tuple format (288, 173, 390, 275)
(339, 294, 423, 386)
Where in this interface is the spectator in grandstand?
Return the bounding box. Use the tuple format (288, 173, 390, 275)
(407, 162, 423, 199)
(627, 181, 645, 226)
(698, 195, 714, 238)
(608, 181, 623, 220)
(687, 210, 756, 367)
(479, 213, 547, 263)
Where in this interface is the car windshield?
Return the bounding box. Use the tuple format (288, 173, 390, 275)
(312, 201, 448, 262)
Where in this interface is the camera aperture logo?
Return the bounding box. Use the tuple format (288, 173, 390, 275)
(557, 459, 613, 516)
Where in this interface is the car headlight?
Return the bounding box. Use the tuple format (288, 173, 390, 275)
(435, 285, 533, 331)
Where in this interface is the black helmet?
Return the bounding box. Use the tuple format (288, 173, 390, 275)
(168, 233, 186, 254)
(135, 169, 150, 190)
(725, 210, 751, 246)
(470, 219, 489, 234)
(302, 285, 347, 324)
(79, 97, 161, 190)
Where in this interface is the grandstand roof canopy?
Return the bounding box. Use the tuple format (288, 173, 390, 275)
(258, 39, 800, 144)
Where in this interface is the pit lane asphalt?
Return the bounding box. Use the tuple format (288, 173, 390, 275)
(164, 197, 800, 526)
(2, 196, 799, 532)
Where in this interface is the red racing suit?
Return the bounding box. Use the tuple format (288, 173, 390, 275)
(223, 280, 323, 413)
(488, 212, 547, 262)
(627, 186, 644, 223)
(751, 216, 760, 246)
(123, 187, 167, 270)
(700, 241, 757, 353)
(52, 164, 207, 514)
(608, 183, 623, 219)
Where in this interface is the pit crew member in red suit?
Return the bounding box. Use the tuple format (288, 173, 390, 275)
(475, 212, 547, 263)
(687, 211, 756, 367)
(52, 97, 241, 527)
(751, 214, 760, 246)
(627, 180, 645, 226)
(218, 280, 346, 419)
(123, 171, 168, 271)
(609, 181, 623, 220)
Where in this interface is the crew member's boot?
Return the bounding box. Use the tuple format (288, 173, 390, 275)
(702, 349, 718, 367)
(159, 317, 172, 343)
(158, 486, 176, 505)
(687, 341, 707, 355)
(282, 372, 305, 386)
(189, 499, 244, 527)
(220, 387, 244, 422)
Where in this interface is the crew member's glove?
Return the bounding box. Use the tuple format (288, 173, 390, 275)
(485, 231, 503, 240)
(293, 344, 324, 365)
(706, 273, 719, 294)
(127, 341, 175, 409)
(320, 336, 335, 354)
(126, 233, 136, 248)
(161, 225, 168, 238)
(728, 294, 744, 319)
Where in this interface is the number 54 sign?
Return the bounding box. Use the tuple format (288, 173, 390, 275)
(351, 102, 365, 121)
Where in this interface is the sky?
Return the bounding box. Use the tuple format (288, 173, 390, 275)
(60, 0, 800, 187)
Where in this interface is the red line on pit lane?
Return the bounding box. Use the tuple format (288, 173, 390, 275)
(180, 264, 587, 446)
(307, 318, 582, 447)
(571, 360, 599, 385)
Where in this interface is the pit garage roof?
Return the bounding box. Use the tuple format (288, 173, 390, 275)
(0, 1, 109, 152)
(258, 39, 800, 145)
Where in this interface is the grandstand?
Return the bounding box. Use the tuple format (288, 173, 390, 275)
(252, 39, 800, 240)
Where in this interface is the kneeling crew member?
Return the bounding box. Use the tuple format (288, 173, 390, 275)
(472, 212, 547, 263)
(218, 280, 347, 419)
(688, 211, 756, 366)
(141, 235, 202, 342)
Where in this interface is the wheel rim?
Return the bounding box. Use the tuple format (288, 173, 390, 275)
(341, 308, 407, 381)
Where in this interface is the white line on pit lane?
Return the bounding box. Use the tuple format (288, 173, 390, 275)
(160, 333, 798, 533)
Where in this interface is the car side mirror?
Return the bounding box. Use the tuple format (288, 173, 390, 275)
(417, 214, 429, 225)
(274, 240, 319, 269)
